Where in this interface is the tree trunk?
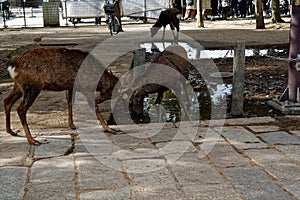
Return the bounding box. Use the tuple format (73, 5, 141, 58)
(197, 0, 204, 27)
(114, 0, 123, 31)
(255, 0, 265, 29)
(271, 0, 284, 23)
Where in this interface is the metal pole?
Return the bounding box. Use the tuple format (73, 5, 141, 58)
(288, 2, 300, 102)
(22, 0, 27, 27)
(143, 0, 147, 23)
(65, 0, 68, 26)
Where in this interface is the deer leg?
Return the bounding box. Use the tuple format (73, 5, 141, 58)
(171, 30, 176, 41)
(154, 90, 164, 123)
(65, 89, 76, 129)
(175, 85, 193, 121)
(95, 103, 114, 132)
(4, 85, 22, 136)
(16, 86, 42, 145)
(175, 19, 180, 41)
(170, 22, 178, 41)
(83, 91, 115, 133)
(162, 27, 166, 41)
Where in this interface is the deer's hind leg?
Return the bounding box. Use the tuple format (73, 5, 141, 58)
(16, 85, 42, 145)
(4, 85, 22, 136)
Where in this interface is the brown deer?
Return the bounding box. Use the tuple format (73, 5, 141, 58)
(117, 45, 192, 123)
(150, 8, 182, 41)
(4, 46, 119, 145)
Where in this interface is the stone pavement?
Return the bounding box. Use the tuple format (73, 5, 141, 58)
(1, 116, 300, 199)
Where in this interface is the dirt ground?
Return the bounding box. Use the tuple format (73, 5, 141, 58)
(1, 16, 299, 131)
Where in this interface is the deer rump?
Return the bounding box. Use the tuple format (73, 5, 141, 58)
(4, 46, 118, 145)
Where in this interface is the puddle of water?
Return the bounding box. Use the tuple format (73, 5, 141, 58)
(137, 42, 280, 122)
(143, 84, 232, 122)
(140, 42, 288, 59)
(143, 83, 272, 122)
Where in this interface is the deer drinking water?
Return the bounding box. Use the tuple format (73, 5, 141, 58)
(4, 46, 119, 145)
(117, 45, 192, 123)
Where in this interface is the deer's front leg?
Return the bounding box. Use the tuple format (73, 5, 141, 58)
(66, 89, 76, 129)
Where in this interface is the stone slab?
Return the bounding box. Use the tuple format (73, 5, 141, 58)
(208, 142, 250, 167)
(281, 181, 300, 199)
(267, 99, 300, 115)
(131, 187, 186, 200)
(34, 135, 73, 159)
(183, 183, 244, 200)
(148, 128, 190, 143)
(75, 135, 121, 157)
(184, 127, 225, 143)
(245, 149, 300, 181)
(0, 166, 28, 199)
(290, 130, 300, 138)
(111, 133, 154, 150)
(113, 148, 161, 160)
(30, 156, 75, 184)
(127, 167, 177, 190)
(76, 156, 128, 190)
(215, 126, 267, 149)
(26, 182, 76, 200)
(247, 125, 280, 133)
(259, 131, 300, 145)
(223, 166, 293, 200)
(170, 154, 225, 185)
(275, 145, 300, 162)
(122, 158, 166, 174)
(155, 141, 197, 155)
(80, 188, 131, 200)
(0, 133, 31, 167)
(27, 156, 76, 198)
(224, 117, 275, 126)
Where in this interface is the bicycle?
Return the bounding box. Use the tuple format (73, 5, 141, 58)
(103, 1, 120, 35)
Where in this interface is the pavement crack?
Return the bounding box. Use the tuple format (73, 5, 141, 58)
(22, 145, 35, 200)
(73, 155, 80, 200)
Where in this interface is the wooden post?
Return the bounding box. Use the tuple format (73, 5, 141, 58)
(133, 48, 146, 68)
(255, 0, 265, 29)
(231, 43, 245, 116)
(132, 48, 146, 93)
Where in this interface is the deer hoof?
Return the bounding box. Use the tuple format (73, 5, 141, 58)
(7, 129, 20, 137)
(29, 139, 49, 146)
(104, 128, 121, 134)
(69, 122, 76, 130)
(70, 125, 76, 130)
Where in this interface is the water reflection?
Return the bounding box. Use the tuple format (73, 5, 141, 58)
(143, 84, 232, 122)
(140, 42, 288, 59)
